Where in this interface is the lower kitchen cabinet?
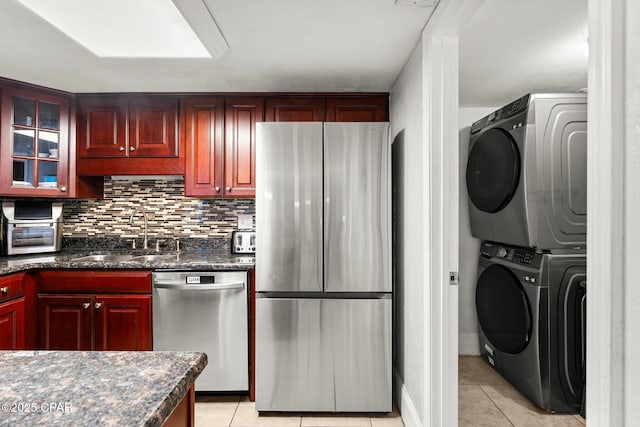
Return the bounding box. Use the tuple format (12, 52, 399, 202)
(0, 272, 29, 350)
(38, 294, 152, 351)
(94, 295, 151, 351)
(37, 270, 152, 351)
(37, 295, 92, 350)
(0, 297, 26, 350)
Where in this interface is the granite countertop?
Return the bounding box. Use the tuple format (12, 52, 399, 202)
(0, 350, 207, 427)
(0, 248, 255, 276)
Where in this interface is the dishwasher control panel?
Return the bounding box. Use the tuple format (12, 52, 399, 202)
(186, 275, 214, 284)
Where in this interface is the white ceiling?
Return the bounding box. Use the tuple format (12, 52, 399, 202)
(0, 0, 588, 102)
(0, 0, 436, 93)
(458, 0, 588, 107)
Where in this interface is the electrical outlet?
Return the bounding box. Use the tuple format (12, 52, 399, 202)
(237, 214, 253, 230)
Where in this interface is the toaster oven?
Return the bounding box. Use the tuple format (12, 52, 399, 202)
(1, 201, 63, 255)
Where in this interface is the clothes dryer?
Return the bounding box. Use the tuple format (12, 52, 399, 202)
(475, 241, 586, 413)
(466, 93, 587, 250)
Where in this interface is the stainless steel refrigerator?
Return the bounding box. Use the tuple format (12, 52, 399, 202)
(255, 122, 391, 412)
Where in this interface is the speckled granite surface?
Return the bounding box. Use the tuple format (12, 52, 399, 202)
(0, 247, 255, 276)
(0, 350, 207, 427)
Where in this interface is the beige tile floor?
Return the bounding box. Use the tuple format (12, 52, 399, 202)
(195, 396, 405, 427)
(195, 356, 586, 427)
(459, 355, 586, 426)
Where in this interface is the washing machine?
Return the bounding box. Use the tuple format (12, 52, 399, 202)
(466, 93, 587, 250)
(475, 241, 586, 413)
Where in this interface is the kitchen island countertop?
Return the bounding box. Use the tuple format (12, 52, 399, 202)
(0, 248, 255, 276)
(0, 350, 206, 426)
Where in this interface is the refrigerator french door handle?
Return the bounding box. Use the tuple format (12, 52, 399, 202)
(153, 281, 245, 291)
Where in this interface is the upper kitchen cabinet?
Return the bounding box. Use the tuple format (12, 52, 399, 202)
(182, 96, 225, 197)
(326, 95, 388, 122)
(225, 96, 264, 197)
(0, 86, 71, 197)
(76, 94, 183, 176)
(265, 96, 326, 122)
(76, 96, 127, 157)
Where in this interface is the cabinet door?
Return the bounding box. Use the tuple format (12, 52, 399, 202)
(0, 297, 25, 350)
(94, 295, 151, 351)
(326, 96, 388, 122)
(129, 97, 178, 157)
(77, 96, 128, 157)
(265, 96, 326, 122)
(0, 86, 71, 197)
(225, 97, 264, 197)
(183, 97, 225, 197)
(38, 295, 93, 350)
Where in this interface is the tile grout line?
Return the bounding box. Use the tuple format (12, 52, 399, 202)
(228, 399, 240, 427)
(478, 384, 515, 427)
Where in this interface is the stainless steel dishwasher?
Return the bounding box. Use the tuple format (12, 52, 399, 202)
(152, 271, 248, 392)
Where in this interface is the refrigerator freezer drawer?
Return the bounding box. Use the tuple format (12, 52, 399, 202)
(256, 297, 392, 412)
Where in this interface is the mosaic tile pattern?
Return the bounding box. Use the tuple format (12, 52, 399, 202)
(63, 177, 255, 239)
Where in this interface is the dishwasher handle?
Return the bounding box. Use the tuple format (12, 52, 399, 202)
(154, 281, 245, 291)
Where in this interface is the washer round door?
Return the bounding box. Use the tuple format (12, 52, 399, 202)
(466, 128, 521, 213)
(476, 264, 532, 354)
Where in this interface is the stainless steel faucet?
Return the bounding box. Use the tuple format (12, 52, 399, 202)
(129, 207, 149, 250)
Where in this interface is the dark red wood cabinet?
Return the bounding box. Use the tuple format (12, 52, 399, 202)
(37, 295, 92, 350)
(182, 96, 225, 197)
(0, 297, 26, 350)
(128, 96, 178, 158)
(224, 96, 264, 197)
(0, 273, 28, 350)
(0, 85, 74, 197)
(264, 96, 326, 122)
(76, 96, 127, 157)
(37, 270, 152, 351)
(326, 96, 388, 122)
(94, 295, 151, 351)
(76, 95, 182, 177)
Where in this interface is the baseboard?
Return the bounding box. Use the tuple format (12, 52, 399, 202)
(394, 369, 421, 427)
(458, 332, 480, 355)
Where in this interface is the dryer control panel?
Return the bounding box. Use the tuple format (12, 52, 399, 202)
(470, 94, 531, 133)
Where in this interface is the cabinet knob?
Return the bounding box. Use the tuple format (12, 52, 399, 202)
(94, 302, 102, 309)
(214, 186, 221, 193)
(0, 287, 8, 295)
(60, 187, 67, 193)
(82, 302, 90, 309)
(130, 146, 136, 152)
(119, 146, 125, 152)
(226, 187, 231, 192)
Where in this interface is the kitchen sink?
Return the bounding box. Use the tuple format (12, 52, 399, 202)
(71, 254, 135, 262)
(126, 254, 177, 262)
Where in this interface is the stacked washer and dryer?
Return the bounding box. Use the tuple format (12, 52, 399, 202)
(466, 93, 587, 414)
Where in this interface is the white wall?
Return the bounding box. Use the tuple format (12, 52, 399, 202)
(457, 107, 496, 355)
(390, 40, 424, 427)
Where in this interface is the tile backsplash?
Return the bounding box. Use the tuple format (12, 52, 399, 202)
(63, 177, 255, 239)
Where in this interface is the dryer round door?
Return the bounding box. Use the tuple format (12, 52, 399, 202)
(476, 264, 532, 354)
(466, 128, 521, 213)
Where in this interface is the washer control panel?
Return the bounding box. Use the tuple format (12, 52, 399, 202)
(481, 241, 539, 266)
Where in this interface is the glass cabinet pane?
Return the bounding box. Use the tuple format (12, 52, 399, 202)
(38, 161, 58, 188)
(13, 97, 35, 127)
(38, 130, 59, 158)
(12, 159, 35, 186)
(13, 129, 35, 156)
(39, 102, 59, 130)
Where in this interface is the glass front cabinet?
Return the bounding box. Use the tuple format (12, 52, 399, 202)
(0, 86, 70, 196)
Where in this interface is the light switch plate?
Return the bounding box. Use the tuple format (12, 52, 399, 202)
(237, 214, 253, 230)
